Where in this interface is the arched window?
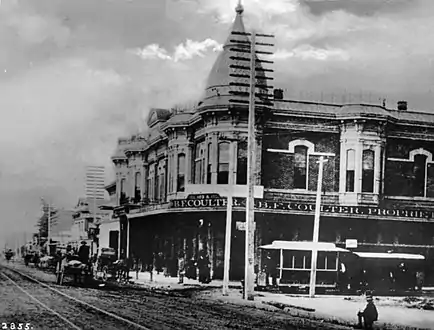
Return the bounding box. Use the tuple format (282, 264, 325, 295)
(237, 141, 248, 184)
(362, 149, 375, 193)
(207, 142, 213, 184)
(134, 172, 141, 203)
(293, 145, 308, 189)
(177, 153, 185, 192)
(412, 154, 427, 197)
(217, 142, 230, 184)
(346, 149, 355, 192)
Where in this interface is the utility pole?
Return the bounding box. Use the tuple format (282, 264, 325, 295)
(309, 156, 328, 298)
(228, 29, 274, 300)
(47, 202, 51, 255)
(222, 139, 235, 296)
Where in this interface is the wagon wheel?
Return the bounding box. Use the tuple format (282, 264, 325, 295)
(102, 266, 109, 282)
(119, 270, 129, 285)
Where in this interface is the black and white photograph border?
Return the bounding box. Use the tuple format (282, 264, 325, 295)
(1, 0, 434, 329)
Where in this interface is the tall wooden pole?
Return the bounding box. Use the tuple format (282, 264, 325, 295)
(47, 202, 51, 255)
(244, 31, 256, 301)
(223, 142, 235, 295)
(309, 156, 327, 297)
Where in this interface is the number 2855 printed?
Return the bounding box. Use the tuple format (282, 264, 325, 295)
(1, 323, 33, 330)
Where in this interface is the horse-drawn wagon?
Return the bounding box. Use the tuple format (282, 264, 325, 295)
(55, 253, 93, 286)
(93, 247, 130, 284)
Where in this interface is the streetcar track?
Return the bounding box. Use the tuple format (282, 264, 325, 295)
(0, 265, 151, 330)
(1, 271, 82, 330)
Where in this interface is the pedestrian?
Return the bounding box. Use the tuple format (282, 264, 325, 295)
(78, 241, 90, 265)
(197, 251, 211, 284)
(265, 251, 278, 287)
(177, 250, 185, 284)
(357, 295, 378, 329)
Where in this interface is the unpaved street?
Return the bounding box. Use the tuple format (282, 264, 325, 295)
(0, 263, 310, 330)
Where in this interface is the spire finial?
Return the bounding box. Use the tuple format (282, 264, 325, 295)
(235, 0, 244, 14)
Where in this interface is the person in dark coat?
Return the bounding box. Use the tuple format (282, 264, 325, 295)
(358, 295, 378, 329)
(197, 251, 211, 284)
(78, 241, 90, 265)
(265, 251, 278, 287)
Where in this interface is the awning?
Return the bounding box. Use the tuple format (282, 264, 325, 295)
(354, 252, 425, 260)
(259, 240, 349, 252)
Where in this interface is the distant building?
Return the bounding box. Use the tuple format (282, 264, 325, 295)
(85, 166, 106, 200)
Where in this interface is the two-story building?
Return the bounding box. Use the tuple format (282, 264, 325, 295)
(108, 4, 434, 283)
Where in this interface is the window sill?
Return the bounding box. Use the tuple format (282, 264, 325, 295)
(385, 196, 434, 201)
(266, 188, 338, 195)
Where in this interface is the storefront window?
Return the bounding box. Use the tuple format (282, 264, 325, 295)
(346, 149, 355, 192)
(362, 149, 375, 192)
(294, 145, 308, 189)
(217, 142, 230, 184)
(147, 163, 155, 201)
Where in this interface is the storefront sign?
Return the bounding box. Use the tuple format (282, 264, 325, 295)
(186, 193, 221, 200)
(170, 198, 434, 220)
(236, 221, 256, 231)
(345, 239, 358, 248)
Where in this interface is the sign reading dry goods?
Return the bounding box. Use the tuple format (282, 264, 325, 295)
(169, 198, 434, 220)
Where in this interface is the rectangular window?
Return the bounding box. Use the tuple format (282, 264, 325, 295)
(217, 143, 230, 184)
(294, 146, 308, 189)
(236, 141, 248, 184)
(177, 154, 185, 192)
(194, 143, 205, 184)
(147, 164, 155, 201)
(134, 172, 141, 203)
(362, 150, 375, 193)
(207, 143, 213, 184)
(120, 178, 127, 204)
(346, 149, 355, 192)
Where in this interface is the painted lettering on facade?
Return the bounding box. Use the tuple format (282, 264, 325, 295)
(169, 198, 434, 220)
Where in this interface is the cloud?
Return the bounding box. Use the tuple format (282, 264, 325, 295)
(133, 38, 222, 62)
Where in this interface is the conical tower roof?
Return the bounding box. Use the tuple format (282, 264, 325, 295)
(199, 3, 268, 109)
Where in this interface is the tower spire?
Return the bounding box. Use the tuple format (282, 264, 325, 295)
(236, 0, 244, 14)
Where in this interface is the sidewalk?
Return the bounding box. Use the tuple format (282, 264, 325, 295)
(203, 290, 434, 330)
(128, 270, 242, 290)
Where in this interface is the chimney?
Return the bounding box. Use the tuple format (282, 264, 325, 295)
(397, 101, 407, 111)
(273, 88, 284, 100)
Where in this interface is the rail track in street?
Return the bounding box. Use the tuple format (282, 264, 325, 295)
(0, 264, 152, 330)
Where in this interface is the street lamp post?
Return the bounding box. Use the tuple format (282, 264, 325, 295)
(309, 155, 328, 298)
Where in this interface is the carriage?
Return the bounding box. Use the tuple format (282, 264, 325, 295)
(93, 247, 130, 284)
(55, 253, 93, 286)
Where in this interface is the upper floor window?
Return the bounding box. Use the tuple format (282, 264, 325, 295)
(177, 153, 185, 192)
(134, 172, 141, 203)
(158, 159, 166, 201)
(346, 149, 355, 192)
(207, 142, 213, 184)
(120, 178, 127, 204)
(194, 143, 205, 184)
(293, 145, 308, 189)
(147, 163, 155, 201)
(237, 141, 248, 184)
(412, 154, 427, 197)
(217, 142, 230, 184)
(362, 149, 375, 193)
(385, 148, 434, 198)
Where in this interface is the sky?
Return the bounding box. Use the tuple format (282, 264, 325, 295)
(1, 0, 434, 246)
